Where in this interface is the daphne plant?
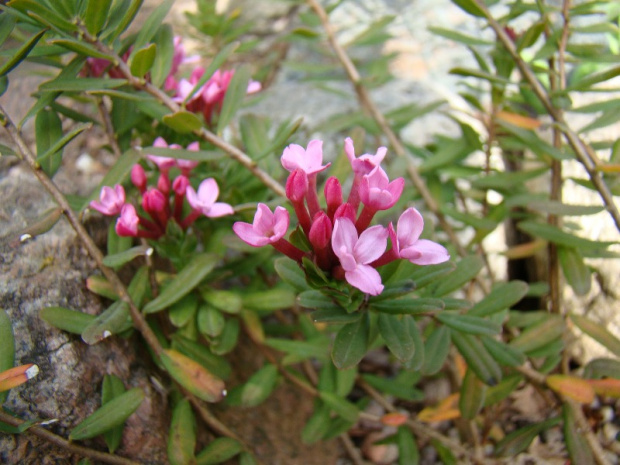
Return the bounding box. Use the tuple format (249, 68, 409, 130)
(234, 137, 450, 297)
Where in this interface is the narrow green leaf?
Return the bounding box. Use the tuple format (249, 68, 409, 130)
(472, 167, 548, 191)
(583, 358, 620, 379)
(0, 309, 14, 402)
(217, 64, 252, 133)
(378, 313, 416, 362)
(302, 403, 331, 444)
(397, 426, 420, 465)
(162, 111, 203, 134)
(484, 375, 523, 407)
(150, 24, 173, 88)
(69, 387, 144, 440)
(570, 314, 620, 357)
(311, 309, 362, 325)
(142, 145, 222, 162)
(8, 0, 77, 31)
(427, 256, 484, 296)
(370, 297, 444, 315)
(196, 438, 242, 465)
(421, 326, 451, 376)
(143, 253, 218, 314)
(236, 364, 279, 407)
(0, 28, 46, 77)
(81, 301, 132, 344)
(558, 247, 592, 296)
(509, 315, 565, 354)
(319, 391, 359, 423)
(209, 318, 239, 356)
(102, 245, 151, 268)
(101, 375, 125, 453)
(468, 281, 528, 317)
(48, 38, 112, 60)
(197, 305, 224, 337)
(273, 258, 310, 292)
(563, 403, 595, 465)
(9, 207, 62, 245)
(40, 306, 96, 335)
(35, 108, 63, 176)
(298, 290, 340, 310)
(429, 26, 493, 46)
(450, 67, 510, 85)
(518, 221, 617, 251)
(129, 43, 156, 78)
(264, 338, 329, 361)
(452, 332, 502, 386)
(168, 399, 196, 465)
(200, 289, 242, 315)
(0, 14, 17, 48)
(169, 294, 199, 329)
(104, 0, 143, 41)
(460, 368, 487, 420)
(564, 64, 620, 92)
(451, 0, 486, 17)
(38, 123, 91, 167)
(406, 261, 456, 289)
(362, 374, 424, 402)
(481, 336, 526, 367)
(437, 312, 501, 336)
(39, 78, 128, 92)
(84, 0, 113, 35)
(494, 417, 561, 457)
(241, 288, 296, 313)
(332, 313, 369, 369)
(171, 334, 231, 380)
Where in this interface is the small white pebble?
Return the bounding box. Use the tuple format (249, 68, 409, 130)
(75, 153, 96, 174)
(146, 247, 154, 257)
(25, 364, 39, 379)
(20, 233, 32, 242)
(102, 330, 112, 339)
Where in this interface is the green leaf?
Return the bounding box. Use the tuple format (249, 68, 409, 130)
(570, 314, 620, 357)
(0, 14, 17, 48)
(143, 253, 218, 314)
(460, 368, 487, 420)
(264, 338, 329, 362)
(48, 38, 112, 60)
(370, 297, 444, 315)
(397, 426, 420, 465)
(362, 373, 424, 402)
(518, 221, 616, 251)
(583, 358, 620, 379)
(452, 332, 502, 386)
(564, 64, 620, 92)
(102, 245, 152, 268)
(472, 167, 548, 191)
(481, 336, 526, 367)
(9, 207, 63, 244)
(378, 314, 417, 363)
(494, 416, 561, 457)
(101, 375, 125, 453)
(468, 281, 528, 317)
(69, 387, 144, 440)
(8, 0, 77, 30)
(332, 313, 369, 369)
(81, 300, 132, 345)
(200, 289, 242, 315)
(558, 247, 592, 296)
(563, 403, 595, 465)
(229, 364, 279, 407)
(450, 67, 510, 85)
(39, 78, 129, 92)
(429, 26, 493, 46)
(509, 315, 565, 354)
(436, 313, 501, 336)
(0, 309, 14, 402)
(0, 28, 46, 77)
(38, 122, 92, 172)
(131, 0, 173, 55)
(427, 256, 484, 296)
(171, 334, 231, 380)
(298, 290, 340, 310)
(217, 64, 252, 133)
(162, 111, 203, 134)
(104, 0, 143, 42)
(168, 399, 196, 465)
(241, 288, 296, 313)
(150, 24, 173, 88)
(169, 294, 199, 329)
(451, 0, 487, 17)
(35, 108, 63, 176)
(311, 309, 362, 325)
(84, 0, 113, 35)
(484, 375, 523, 407)
(421, 326, 451, 376)
(142, 145, 222, 162)
(197, 305, 225, 337)
(40, 306, 96, 335)
(319, 391, 359, 423)
(209, 318, 239, 356)
(129, 43, 156, 78)
(404, 261, 456, 289)
(196, 438, 243, 465)
(302, 403, 332, 444)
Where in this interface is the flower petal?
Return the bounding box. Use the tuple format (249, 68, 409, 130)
(233, 222, 270, 247)
(355, 224, 388, 264)
(397, 207, 424, 249)
(332, 218, 358, 260)
(405, 239, 450, 265)
(196, 178, 219, 207)
(345, 264, 384, 295)
(207, 202, 234, 218)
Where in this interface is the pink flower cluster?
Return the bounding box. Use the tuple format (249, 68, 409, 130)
(233, 138, 450, 296)
(90, 137, 233, 239)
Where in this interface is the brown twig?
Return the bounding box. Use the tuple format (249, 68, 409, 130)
(472, 0, 620, 233)
(0, 409, 139, 465)
(96, 96, 122, 159)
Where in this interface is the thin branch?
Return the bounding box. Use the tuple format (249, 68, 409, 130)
(0, 409, 140, 465)
(472, 0, 620, 232)
(96, 96, 122, 159)
(565, 399, 612, 465)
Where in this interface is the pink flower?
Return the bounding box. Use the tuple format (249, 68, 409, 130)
(115, 204, 139, 237)
(332, 218, 388, 295)
(186, 178, 234, 218)
(360, 166, 405, 211)
(147, 137, 177, 172)
(309, 212, 332, 250)
(233, 204, 289, 247)
(131, 164, 147, 193)
(176, 142, 200, 174)
(281, 140, 330, 175)
(391, 208, 450, 265)
(90, 185, 125, 216)
(344, 137, 387, 176)
(324, 177, 343, 219)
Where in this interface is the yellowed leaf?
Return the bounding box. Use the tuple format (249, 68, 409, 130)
(587, 378, 620, 398)
(0, 364, 39, 392)
(502, 239, 547, 259)
(381, 412, 408, 426)
(418, 393, 461, 422)
(547, 375, 595, 404)
(496, 110, 542, 130)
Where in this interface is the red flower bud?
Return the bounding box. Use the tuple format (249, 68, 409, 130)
(309, 211, 332, 250)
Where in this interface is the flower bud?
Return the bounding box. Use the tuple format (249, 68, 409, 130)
(334, 203, 357, 223)
(309, 211, 332, 250)
(324, 176, 342, 217)
(157, 172, 171, 196)
(116, 204, 139, 237)
(131, 164, 147, 193)
(173, 175, 190, 196)
(285, 168, 308, 203)
(142, 189, 168, 215)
